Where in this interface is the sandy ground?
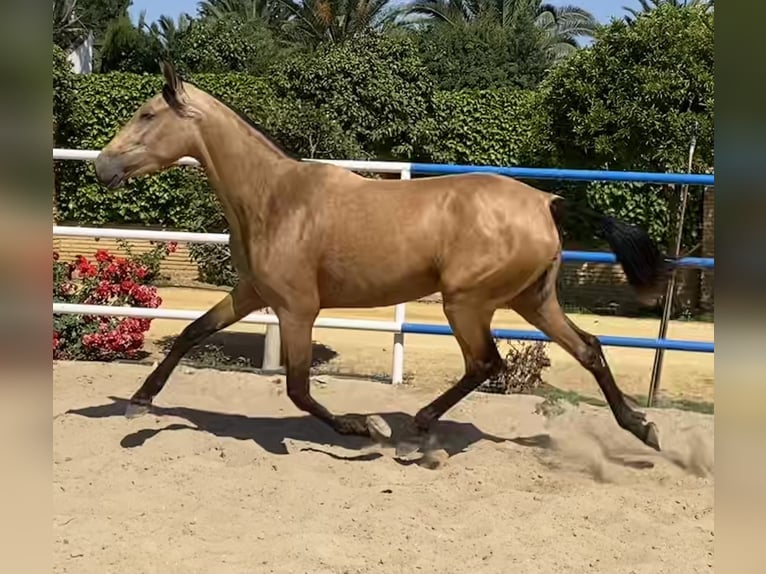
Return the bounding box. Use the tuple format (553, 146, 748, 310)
(53, 360, 713, 574)
(144, 287, 715, 405)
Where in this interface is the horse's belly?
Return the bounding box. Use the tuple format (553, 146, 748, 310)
(317, 267, 438, 309)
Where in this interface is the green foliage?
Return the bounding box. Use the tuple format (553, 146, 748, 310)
(53, 0, 89, 51)
(171, 15, 289, 75)
(412, 21, 548, 90)
(197, 0, 291, 27)
(53, 44, 80, 143)
(534, 4, 713, 249)
(270, 32, 435, 160)
(54, 73, 215, 228)
(278, 0, 397, 47)
(538, 4, 714, 172)
(623, 0, 714, 24)
(398, 0, 598, 65)
(100, 16, 163, 73)
(420, 87, 546, 166)
(77, 0, 132, 41)
(187, 243, 239, 287)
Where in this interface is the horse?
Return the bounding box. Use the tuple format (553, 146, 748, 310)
(94, 61, 670, 452)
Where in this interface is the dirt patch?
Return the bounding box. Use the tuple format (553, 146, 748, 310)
(54, 361, 714, 574)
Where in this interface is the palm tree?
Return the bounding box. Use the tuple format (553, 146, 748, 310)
(623, 0, 713, 24)
(136, 11, 195, 58)
(197, 0, 292, 26)
(535, 4, 598, 61)
(397, 0, 597, 62)
(276, 0, 398, 46)
(149, 13, 194, 48)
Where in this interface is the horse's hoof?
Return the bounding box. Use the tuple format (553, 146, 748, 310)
(645, 422, 661, 451)
(420, 448, 449, 470)
(395, 439, 421, 458)
(366, 415, 392, 441)
(125, 402, 150, 419)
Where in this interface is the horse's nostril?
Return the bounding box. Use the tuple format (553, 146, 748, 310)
(94, 153, 123, 187)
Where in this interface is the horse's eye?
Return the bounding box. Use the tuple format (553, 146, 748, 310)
(140, 111, 155, 121)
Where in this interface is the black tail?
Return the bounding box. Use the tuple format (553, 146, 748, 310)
(549, 197, 674, 300)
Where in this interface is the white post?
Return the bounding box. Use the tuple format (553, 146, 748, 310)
(262, 308, 282, 371)
(391, 167, 411, 384)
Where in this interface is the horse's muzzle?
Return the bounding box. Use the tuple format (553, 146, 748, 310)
(94, 152, 126, 190)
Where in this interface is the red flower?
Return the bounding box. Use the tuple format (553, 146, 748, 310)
(167, 242, 178, 254)
(129, 284, 161, 308)
(95, 249, 112, 263)
(54, 243, 172, 361)
(74, 255, 97, 278)
(120, 279, 137, 295)
(90, 279, 116, 302)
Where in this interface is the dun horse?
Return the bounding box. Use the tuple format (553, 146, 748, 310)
(95, 62, 671, 452)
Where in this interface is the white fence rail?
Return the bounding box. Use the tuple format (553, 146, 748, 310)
(53, 148, 411, 382)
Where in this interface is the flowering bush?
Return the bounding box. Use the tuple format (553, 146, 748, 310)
(115, 239, 177, 284)
(53, 242, 176, 361)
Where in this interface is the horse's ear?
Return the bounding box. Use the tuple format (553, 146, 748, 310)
(160, 60, 180, 94)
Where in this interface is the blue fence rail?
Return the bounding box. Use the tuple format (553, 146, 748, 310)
(562, 251, 714, 269)
(410, 163, 715, 186)
(402, 323, 714, 353)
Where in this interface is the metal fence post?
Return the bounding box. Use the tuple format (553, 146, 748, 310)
(646, 125, 698, 407)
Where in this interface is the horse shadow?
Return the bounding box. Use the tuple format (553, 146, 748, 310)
(64, 397, 659, 472)
(66, 396, 520, 465)
(155, 331, 339, 371)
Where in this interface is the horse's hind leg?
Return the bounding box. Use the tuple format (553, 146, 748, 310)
(411, 301, 503, 433)
(277, 310, 389, 439)
(511, 276, 660, 451)
(125, 282, 263, 417)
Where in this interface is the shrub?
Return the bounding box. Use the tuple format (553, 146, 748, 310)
(480, 341, 551, 395)
(270, 32, 435, 160)
(420, 88, 546, 167)
(52, 244, 174, 361)
(187, 242, 238, 287)
(412, 19, 549, 91)
(115, 239, 179, 284)
(172, 15, 289, 76)
(53, 43, 79, 143)
(534, 5, 714, 249)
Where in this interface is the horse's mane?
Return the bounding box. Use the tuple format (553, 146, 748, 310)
(184, 80, 300, 161)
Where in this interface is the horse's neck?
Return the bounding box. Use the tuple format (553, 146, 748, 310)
(192, 99, 293, 221)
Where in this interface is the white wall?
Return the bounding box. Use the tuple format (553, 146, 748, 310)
(66, 32, 93, 75)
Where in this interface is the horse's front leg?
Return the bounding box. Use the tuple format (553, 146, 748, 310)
(277, 309, 391, 440)
(125, 282, 264, 417)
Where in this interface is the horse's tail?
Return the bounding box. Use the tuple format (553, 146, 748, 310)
(549, 195, 674, 300)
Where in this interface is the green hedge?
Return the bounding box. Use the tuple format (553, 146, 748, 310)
(420, 88, 547, 167)
(54, 72, 363, 229)
(53, 65, 709, 273)
(53, 70, 549, 230)
(53, 44, 78, 142)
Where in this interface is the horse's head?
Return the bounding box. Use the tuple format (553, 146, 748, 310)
(95, 61, 202, 189)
